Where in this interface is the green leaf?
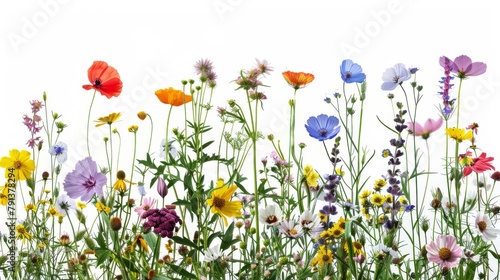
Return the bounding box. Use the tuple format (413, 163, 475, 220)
(144, 231, 158, 251)
(171, 236, 201, 251)
(164, 262, 197, 279)
(94, 248, 111, 266)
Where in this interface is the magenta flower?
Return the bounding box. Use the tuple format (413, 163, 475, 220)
(440, 55, 486, 79)
(63, 157, 107, 201)
(142, 207, 182, 238)
(426, 235, 463, 269)
(406, 117, 443, 140)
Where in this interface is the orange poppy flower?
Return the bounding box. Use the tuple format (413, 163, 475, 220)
(155, 87, 192, 106)
(282, 71, 315, 90)
(82, 61, 123, 99)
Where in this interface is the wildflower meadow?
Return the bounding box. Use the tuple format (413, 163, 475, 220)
(1, 54, 500, 280)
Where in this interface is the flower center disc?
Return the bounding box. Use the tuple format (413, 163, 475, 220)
(477, 220, 487, 231)
(212, 197, 226, 208)
(438, 248, 451, 261)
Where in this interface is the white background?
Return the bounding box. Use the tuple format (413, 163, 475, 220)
(1, 0, 500, 265)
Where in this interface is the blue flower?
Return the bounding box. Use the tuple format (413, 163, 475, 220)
(48, 142, 68, 165)
(340, 59, 366, 83)
(305, 114, 341, 141)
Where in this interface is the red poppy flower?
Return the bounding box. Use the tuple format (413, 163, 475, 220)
(463, 152, 495, 177)
(282, 71, 314, 90)
(82, 61, 123, 98)
(155, 87, 192, 106)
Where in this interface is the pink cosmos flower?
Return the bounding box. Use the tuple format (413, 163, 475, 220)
(426, 235, 463, 269)
(475, 211, 500, 241)
(440, 55, 487, 79)
(406, 117, 443, 140)
(135, 197, 157, 217)
(462, 152, 495, 177)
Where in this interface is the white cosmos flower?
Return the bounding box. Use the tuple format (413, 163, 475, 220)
(475, 211, 500, 241)
(203, 243, 222, 262)
(299, 209, 323, 238)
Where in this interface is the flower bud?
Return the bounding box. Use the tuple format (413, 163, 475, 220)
(157, 178, 168, 198)
(137, 111, 147, 120)
(110, 217, 122, 231)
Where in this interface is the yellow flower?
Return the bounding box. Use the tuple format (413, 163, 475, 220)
(331, 224, 344, 239)
(128, 125, 138, 133)
(0, 185, 8, 206)
(318, 212, 327, 223)
(371, 193, 386, 207)
(344, 240, 365, 257)
(310, 245, 333, 267)
(359, 190, 372, 199)
(303, 164, 320, 187)
(206, 179, 242, 226)
(445, 127, 473, 142)
(131, 234, 149, 253)
(113, 170, 134, 192)
(361, 207, 371, 220)
(47, 206, 59, 216)
(77, 202, 87, 209)
(95, 112, 121, 127)
(16, 224, 32, 243)
(0, 149, 36, 181)
(335, 168, 345, 177)
(25, 203, 37, 212)
(374, 179, 387, 191)
(96, 201, 110, 214)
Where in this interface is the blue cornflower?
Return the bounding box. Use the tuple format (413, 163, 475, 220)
(340, 59, 366, 83)
(305, 114, 341, 141)
(48, 142, 68, 165)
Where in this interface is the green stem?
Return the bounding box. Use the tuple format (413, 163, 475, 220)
(86, 90, 97, 157)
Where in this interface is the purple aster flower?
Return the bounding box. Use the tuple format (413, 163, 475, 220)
(142, 207, 182, 238)
(381, 63, 412, 91)
(48, 142, 68, 165)
(305, 114, 341, 141)
(63, 157, 107, 201)
(194, 58, 213, 75)
(340, 59, 366, 84)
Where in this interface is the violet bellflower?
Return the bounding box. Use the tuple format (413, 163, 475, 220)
(63, 157, 107, 201)
(340, 59, 366, 84)
(305, 114, 341, 141)
(381, 63, 412, 91)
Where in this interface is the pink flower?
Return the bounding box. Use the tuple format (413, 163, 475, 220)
(440, 55, 486, 79)
(462, 152, 495, 177)
(406, 117, 443, 139)
(475, 211, 500, 241)
(426, 235, 463, 269)
(134, 197, 157, 217)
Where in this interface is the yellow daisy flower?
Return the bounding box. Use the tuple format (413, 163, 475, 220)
(374, 179, 387, 191)
(445, 127, 473, 142)
(206, 179, 242, 226)
(371, 193, 386, 207)
(25, 203, 37, 212)
(0, 185, 8, 206)
(0, 149, 36, 181)
(95, 112, 121, 127)
(16, 224, 32, 243)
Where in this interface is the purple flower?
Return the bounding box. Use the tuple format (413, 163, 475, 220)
(305, 114, 341, 141)
(441, 55, 486, 79)
(63, 157, 107, 201)
(340, 59, 366, 84)
(157, 177, 168, 198)
(142, 207, 182, 238)
(381, 63, 411, 91)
